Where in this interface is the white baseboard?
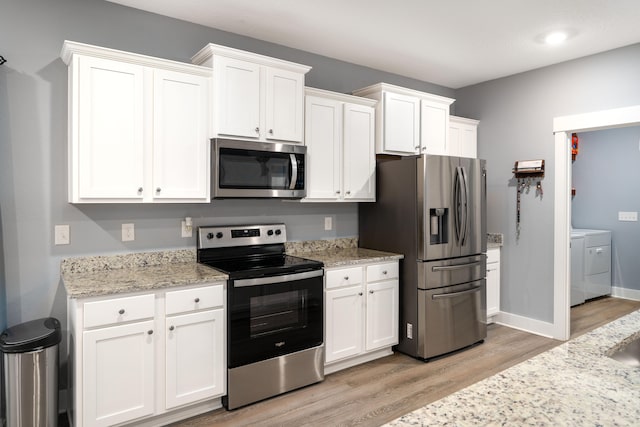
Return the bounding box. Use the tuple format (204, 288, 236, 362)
(611, 287, 640, 301)
(493, 311, 555, 339)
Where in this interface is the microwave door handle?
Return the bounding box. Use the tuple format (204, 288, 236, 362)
(289, 154, 298, 190)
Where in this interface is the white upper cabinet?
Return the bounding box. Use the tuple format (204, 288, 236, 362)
(61, 41, 211, 203)
(449, 115, 479, 158)
(303, 88, 376, 202)
(192, 43, 310, 144)
(352, 83, 454, 156)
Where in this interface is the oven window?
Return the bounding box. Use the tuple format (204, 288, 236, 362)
(250, 290, 307, 337)
(219, 148, 291, 189)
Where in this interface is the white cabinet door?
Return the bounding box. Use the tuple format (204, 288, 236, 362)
(343, 103, 375, 201)
(214, 56, 261, 139)
(266, 67, 305, 142)
(383, 92, 420, 154)
(153, 69, 210, 201)
(83, 320, 155, 427)
(365, 280, 399, 351)
(486, 248, 501, 319)
(449, 116, 478, 158)
(76, 56, 145, 201)
(304, 96, 342, 200)
(325, 286, 364, 363)
(165, 309, 224, 409)
(420, 98, 449, 155)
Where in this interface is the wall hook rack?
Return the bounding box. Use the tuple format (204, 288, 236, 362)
(513, 159, 545, 238)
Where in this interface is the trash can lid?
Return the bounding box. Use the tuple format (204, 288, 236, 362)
(0, 317, 61, 353)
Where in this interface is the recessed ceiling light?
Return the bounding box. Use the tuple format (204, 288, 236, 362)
(544, 31, 568, 45)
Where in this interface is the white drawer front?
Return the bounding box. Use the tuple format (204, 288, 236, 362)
(84, 294, 155, 329)
(486, 248, 500, 264)
(165, 285, 224, 315)
(366, 262, 399, 282)
(326, 266, 363, 289)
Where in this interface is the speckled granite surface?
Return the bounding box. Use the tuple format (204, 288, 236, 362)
(385, 309, 640, 427)
(61, 250, 226, 298)
(285, 237, 358, 254)
(487, 232, 503, 247)
(293, 247, 404, 268)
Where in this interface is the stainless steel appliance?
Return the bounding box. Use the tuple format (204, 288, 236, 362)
(359, 155, 487, 360)
(212, 138, 306, 199)
(197, 224, 324, 410)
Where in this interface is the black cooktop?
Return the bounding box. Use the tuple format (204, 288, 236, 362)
(201, 254, 323, 280)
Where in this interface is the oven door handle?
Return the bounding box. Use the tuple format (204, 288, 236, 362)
(233, 269, 323, 287)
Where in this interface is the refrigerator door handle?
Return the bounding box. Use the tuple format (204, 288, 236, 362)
(432, 285, 482, 300)
(460, 166, 470, 246)
(454, 166, 462, 244)
(432, 261, 482, 272)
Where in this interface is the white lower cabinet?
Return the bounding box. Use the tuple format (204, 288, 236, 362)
(486, 247, 501, 322)
(68, 282, 226, 427)
(324, 261, 399, 374)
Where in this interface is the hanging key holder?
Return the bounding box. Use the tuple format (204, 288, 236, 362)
(512, 160, 545, 237)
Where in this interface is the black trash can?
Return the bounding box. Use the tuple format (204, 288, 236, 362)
(0, 317, 61, 427)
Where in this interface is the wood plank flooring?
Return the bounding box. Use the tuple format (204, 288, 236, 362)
(172, 297, 640, 427)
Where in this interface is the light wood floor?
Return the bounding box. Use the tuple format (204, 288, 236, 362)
(172, 297, 640, 427)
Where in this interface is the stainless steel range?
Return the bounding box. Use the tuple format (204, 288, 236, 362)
(197, 224, 324, 410)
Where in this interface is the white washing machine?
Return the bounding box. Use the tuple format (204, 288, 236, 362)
(570, 229, 612, 306)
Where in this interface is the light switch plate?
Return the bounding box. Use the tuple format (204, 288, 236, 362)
(54, 225, 70, 245)
(122, 223, 135, 241)
(618, 211, 638, 222)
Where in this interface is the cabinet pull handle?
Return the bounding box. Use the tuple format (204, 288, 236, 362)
(156, 187, 161, 193)
(147, 330, 153, 335)
(169, 326, 175, 331)
(255, 127, 260, 134)
(268, 129, 273, 135)
(344, 276, 349, 280)
(194, 297, 200, 303)
(118, 309, 125, 315)
(137, 187, 143, 193)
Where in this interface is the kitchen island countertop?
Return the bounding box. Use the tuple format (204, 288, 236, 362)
(385, 308, 640, 426)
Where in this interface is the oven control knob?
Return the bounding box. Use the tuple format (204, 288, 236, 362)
(267, 230, 274, 236)
(275, 229, 282, 236)
(216, 232, 223, 239)
(207, 233, 214, 240)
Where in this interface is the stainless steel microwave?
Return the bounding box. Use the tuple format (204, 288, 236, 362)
(211, 138, 306, 199)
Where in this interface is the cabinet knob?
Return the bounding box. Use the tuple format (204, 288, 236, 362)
(344, 276, 349, 280)
(336, 190, 341, 194)
(169, 326, 175, 331)
(415, 146, 420, 150)
(118, 309, 125, 315)
(156, 187, 161, 193)
(268, 129, 273, 135)
(147, 330, 153, 335)
(255, 127, 260, 134)
(346, 191, 351, 195)
(358, 292, 363, 296)
(421, 146, 426, 151)
(382, 270, 387, 275)
(369, 290, 375, 294)
(137, 187, 143, 193)
(194, 297, 200, 303)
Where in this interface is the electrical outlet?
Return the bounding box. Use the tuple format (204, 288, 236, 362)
(122, 223, 135, 241)
(324, 216, 333, 231)
(54, 225, 70, 245)
(181, 220, 192, 238)
(618, 211, 638, 222)
(407, 323, 413, 339)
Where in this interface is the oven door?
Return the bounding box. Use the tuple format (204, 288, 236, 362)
(228, 269, 323, 368)
(213, 138, 306, 199)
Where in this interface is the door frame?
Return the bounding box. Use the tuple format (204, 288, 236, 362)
(552, 105, 640, 340)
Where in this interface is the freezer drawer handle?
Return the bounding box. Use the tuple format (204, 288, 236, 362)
(432, 285, 482, 300)
(431, 261, 481, 272)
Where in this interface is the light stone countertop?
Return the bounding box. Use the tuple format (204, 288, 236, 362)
(385, 309, 640, 427)
(61, 250, 226, 298)
(294, 247, 404, 268)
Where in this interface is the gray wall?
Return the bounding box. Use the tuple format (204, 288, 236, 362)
(0, 0, 456, 329)
(572, 126, 640, 290)
(455, 43, 640, 322)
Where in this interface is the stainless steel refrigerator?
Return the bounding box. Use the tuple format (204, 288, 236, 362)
(359, 154, 487, 360)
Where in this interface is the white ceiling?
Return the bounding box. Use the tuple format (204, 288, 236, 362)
(106, 0, 640, 89)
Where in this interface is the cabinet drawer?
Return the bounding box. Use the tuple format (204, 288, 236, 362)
(486, 248, 500, 264)
(165, 285, 224, 315)
(326, 267, 363, 289)
(84, 294, 155, 329)
(366, 262, 399, 282)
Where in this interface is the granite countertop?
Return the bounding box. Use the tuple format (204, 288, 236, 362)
(295, 247, 404, 268)
(487, 232, 503, 248)
(386, 309, 640, 426)
(61, 250, 226, 298)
